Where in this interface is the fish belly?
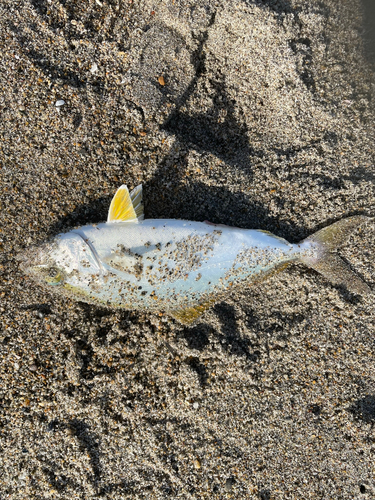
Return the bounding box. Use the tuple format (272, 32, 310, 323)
(73, 220, 295, 311)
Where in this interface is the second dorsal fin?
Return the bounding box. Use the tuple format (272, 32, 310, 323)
(107, 184, 144, 223)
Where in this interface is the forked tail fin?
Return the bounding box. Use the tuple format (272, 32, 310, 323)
(299, 216, 372, 295)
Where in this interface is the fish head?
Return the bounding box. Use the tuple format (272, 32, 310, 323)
(20, 231, 101, 292)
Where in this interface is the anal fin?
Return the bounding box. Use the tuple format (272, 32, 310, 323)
(169, 301, 214, 325)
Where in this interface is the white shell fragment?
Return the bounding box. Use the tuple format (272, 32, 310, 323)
(90, 63, 98, 73)
(55, 99, 65, 107)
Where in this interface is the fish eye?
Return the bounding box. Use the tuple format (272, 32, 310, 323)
(45, 267, 63, 285)
(48, 267, 59, 278)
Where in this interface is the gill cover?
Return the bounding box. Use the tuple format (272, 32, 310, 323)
(51, 232, 101, 277)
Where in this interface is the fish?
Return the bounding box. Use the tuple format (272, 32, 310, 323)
(20, 184, 372, 324)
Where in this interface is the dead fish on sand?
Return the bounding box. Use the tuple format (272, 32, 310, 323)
(20, 184, 372, 324)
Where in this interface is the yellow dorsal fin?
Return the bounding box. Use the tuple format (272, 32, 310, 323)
(107, 184, 144, 223)
(129, 184, 144, 220)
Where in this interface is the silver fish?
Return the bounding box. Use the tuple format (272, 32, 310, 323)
(21, 184, 371, 324)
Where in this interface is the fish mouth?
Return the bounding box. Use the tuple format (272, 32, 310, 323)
(17, 242, 57, 274)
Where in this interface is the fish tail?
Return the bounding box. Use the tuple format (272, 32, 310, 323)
(298, 215, 372, 295)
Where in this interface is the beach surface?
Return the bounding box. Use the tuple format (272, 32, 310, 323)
(0, 0, 374, 498)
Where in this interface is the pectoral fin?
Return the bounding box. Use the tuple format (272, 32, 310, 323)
(107, 184, 144, 223)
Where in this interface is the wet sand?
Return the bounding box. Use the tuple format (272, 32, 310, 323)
(0, 0, 374, 498)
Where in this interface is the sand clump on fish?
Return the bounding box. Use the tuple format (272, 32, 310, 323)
(20, 184, 372, 324)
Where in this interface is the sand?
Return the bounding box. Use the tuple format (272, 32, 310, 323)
(0, 0, 374, 498)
